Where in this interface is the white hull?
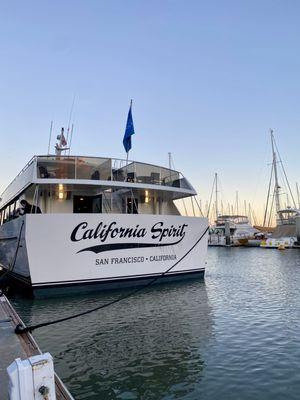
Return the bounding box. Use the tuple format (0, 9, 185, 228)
(0, 214, 208, 293)
(260, 237, 296, 249)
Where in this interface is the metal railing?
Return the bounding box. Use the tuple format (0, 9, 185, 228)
(36, 155, 193, 190)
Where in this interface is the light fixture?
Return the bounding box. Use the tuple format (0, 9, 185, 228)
(58, 184, 64, 200)
(145, 190, 149, 203)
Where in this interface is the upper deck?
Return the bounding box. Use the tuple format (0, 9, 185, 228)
(0, 155, 196, 208)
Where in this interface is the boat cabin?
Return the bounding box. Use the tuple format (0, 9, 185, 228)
(277, 208, 300, 226)
(0, 155, 197, 224)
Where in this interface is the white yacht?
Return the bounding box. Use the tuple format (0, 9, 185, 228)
(209, 215, 260, 246)
(0, 144, 208, 296)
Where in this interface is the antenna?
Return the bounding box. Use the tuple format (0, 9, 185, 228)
(66, 95, 76, 145)
(47, 121, 53, 155)
(68, 124, 74, 155)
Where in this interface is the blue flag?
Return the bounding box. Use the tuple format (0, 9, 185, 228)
(123, 103, 135, 153)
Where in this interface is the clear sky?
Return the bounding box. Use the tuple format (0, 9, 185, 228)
(1, 1, 300, 223)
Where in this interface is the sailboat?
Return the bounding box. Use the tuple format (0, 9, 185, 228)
(208, 174, 260, 246)
(260, 130, 300, 249)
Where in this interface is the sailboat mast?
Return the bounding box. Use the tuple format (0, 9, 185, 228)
(235, 191, 239, 214)
(215, 172, 218, 220)
(296, 182, 300, 209)
(270, 129, 281, 214)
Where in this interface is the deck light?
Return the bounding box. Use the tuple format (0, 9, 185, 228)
(58, 184, 64, 200)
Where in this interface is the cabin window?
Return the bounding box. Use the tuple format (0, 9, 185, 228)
(73, 195, 102, 213)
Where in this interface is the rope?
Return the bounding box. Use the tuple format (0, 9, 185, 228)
(0, 220, 24, 283)
(15, 226, 209, 334)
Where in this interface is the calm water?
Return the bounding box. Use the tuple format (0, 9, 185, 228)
(11, 248, 300, 399)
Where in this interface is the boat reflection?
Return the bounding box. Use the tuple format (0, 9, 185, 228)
(11, 280, 213, 399)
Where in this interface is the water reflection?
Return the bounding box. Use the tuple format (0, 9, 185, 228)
(12, 281, 213, 399)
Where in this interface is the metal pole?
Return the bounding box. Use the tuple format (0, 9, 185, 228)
(47, 121, 53, 155)
(215, 172, 218, 220)
(271, 129, 281, 215)
(296, 182, 300, 209)
(168, 152, 172, 170)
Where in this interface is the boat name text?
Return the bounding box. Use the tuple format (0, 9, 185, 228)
(70, 221, 188, 243)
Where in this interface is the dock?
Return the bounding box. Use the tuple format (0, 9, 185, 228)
(0, 294, 73, 399)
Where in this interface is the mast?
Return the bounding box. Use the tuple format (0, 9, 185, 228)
(296, 182, 300, 209)
(235, 191, 239, 215)
(270, 129, 281, 215)
(215, 172, 218, 220)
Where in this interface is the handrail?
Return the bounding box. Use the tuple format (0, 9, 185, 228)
(0, 155, 194, 209)
(35, 154, 182, 175)
(0, 156, 36, 197)
(35, 155, 188, 185)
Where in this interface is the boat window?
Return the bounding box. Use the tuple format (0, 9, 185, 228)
(76, 157, 111, 180)
(73, 195, 102, 214)
(35, 156, 194, 191)
(37, 157, 76, 179)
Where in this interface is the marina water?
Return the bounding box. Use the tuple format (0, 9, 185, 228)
(11, 248, 300, 399)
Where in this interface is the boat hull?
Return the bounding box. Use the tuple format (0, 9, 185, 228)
(260, 237, 296, 249)
(0, 214, 208, 295)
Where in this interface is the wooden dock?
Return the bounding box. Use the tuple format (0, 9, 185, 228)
(0, 294, 73, 399)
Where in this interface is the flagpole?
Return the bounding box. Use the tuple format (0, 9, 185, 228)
(126, 99, 133, 166)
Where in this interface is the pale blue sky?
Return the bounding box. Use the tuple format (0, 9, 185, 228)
(1, 1, 299, 221)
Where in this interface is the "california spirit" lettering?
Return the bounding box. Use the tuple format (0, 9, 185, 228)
(70, 221, 188, 243)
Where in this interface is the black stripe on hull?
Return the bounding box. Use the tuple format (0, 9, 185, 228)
(30, 269, 205, 297)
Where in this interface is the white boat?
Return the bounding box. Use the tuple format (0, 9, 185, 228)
(0, 140, 208, 296)
(260, 208, 300, 248)
(209, 215, 260, 246)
